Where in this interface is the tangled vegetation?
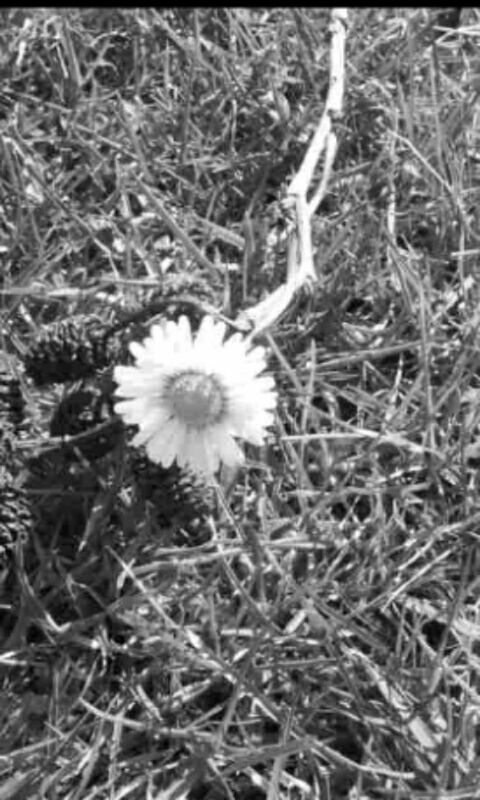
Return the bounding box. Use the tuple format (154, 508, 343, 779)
(1, 8, 480, 799)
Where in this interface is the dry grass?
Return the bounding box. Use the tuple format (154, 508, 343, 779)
(1, 7, 480, 799)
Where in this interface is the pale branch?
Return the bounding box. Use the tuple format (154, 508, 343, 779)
(307, 129, 338, 218)
(239, 8, 348, 339)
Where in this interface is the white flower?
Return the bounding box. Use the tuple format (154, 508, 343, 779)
(113, 315, 277, 476)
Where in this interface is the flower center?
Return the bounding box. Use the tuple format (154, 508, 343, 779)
(166, 370, 225, 428)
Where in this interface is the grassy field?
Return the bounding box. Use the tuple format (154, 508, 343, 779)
(1, 7, 480, 799)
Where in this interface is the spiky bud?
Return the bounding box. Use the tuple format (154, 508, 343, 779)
(24, 315, 120, 386)
(158, 272, 219, 328)
(111, 272, 220, 343)
(156, 271, 218, 308)
(0, 482, 32, 569)
(0, 374, 24, 428)
(0, 429, 21, 477)
(0, 353, 25, 431)
(130, 451, 214, 540)
(49, 385, 123, 461)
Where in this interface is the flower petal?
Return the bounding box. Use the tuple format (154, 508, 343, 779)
(145, 420, 186, 467)
(179, 429, 220, 475)
(212, 426, 245, 467)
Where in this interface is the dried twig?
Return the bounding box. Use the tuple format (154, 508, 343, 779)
(239, 8, 348, 338)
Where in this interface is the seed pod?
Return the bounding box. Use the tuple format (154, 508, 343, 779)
(0, 481, 32, 569)
(24, 315, 120, 386)
(0, 353, 25, 431)
(130, 451, 214, 536)
(155, 271, 218, 318)
(0, 429, 20, 476)
(49, 385, 123, 461)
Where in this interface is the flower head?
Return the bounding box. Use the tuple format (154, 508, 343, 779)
(114, 315, 277, 476)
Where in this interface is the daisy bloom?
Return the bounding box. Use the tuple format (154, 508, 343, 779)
(113, 315, 277, 477)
